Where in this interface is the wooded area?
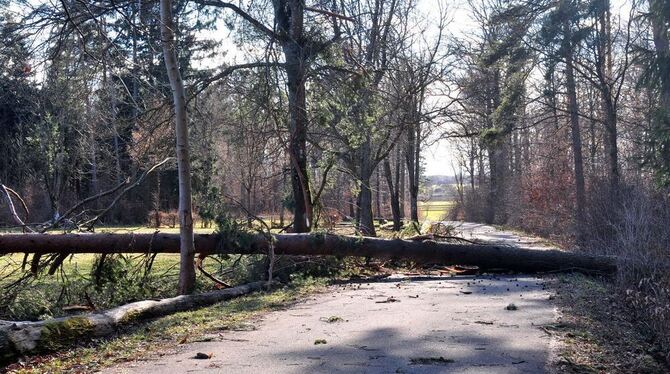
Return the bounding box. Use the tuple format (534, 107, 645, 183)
(1, 0, 669, 368)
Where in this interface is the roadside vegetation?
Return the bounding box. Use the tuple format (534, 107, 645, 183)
(3, 277, 327, 374)
(551, 274, 668, 373)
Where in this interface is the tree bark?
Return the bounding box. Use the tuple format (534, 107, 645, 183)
(404, 120, 420, 222)
(399, 154, 405, 218)
(160, 0, 196, 295)
(0, 233, 617, 274)
(0, 281, 268, 365)
(596, 0, 619, 193)
(486, 144, 507, 224)
(383, 158, 401, 230)
(276, 0, 313, 233)
(354, 134, 376, 236)
(357, 175, 376, 236)
(563, 7, 587, 241)
(375, 167, 381, 221)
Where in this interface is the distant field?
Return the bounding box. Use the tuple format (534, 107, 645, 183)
(418, 200, 455, 221)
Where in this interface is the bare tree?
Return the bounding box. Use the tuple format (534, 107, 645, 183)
(160, 0, 196, 294)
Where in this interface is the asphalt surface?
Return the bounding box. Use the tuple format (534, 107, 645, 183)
(102, 223, 558, 374)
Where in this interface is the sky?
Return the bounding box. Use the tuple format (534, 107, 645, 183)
(414, 0, 472, 176)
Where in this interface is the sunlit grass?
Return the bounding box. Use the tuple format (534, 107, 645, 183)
(418, 200, 455, 221)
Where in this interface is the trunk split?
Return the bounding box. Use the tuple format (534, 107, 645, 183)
(0, 233, 617, 274)
(0, 281, 269, 365)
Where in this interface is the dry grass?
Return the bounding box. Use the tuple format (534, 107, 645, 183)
(548, 274, 668, 373)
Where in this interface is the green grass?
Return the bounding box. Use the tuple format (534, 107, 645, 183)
(5, 278, 326, 374)
(0, 251, 243, 320)
(418, 200, 455, 221)
(0, 222, 272, 321)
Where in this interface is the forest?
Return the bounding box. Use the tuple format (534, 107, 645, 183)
(0, 0, 669, 372)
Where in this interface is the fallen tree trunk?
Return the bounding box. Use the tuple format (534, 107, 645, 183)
(0, 232, 617, 274)
(0, 281, 269, 365)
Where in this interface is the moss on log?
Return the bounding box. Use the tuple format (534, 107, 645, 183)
(0, 281, 269, 365)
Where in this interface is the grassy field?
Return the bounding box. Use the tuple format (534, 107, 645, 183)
(417, 200, 455, 221)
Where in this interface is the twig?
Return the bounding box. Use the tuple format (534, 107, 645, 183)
(405, 233, 481, 245)
(223, 194, 276, 283)
(43, 176, 131, 232)
(48, 253, 69, 275)
(432, 235, 481, 245)
(304, 6, 355, 22)
(1, 183, 34, 233)
(3, 186, 29, 218)
(196, 255, 231, 288)
(79, 158, 172, 230)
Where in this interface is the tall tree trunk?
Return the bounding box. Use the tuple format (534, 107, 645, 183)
(160, 0, 196, 295)
(279, 166, 287, 227)
(405, 121, 420, 222)
(358, 176, 376, 236)
(357, 138, 376, 236)
(486, 142, 508, 224)
(650, 0, 670, 100)
(383, 158, 401, 230)
(485, 147, 498, 224)
(355, 192, 361, 226)
(563, 12, 587, 241)
(375, 167, 381, 220)
(88, 105, 99, 209)
(398, 151, 405, 218)
(277, 0, 313, 233)
(469, 138, 476, 193)
(602, 100, 619, 191)
(153, 170, 161, 228)
(596, 0, 619, 193)
(412, 122, 421, 221)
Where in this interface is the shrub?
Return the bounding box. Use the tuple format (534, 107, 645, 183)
(584, 182, 670, 363)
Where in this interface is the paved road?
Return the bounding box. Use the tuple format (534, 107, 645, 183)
(442, 221, 555, 250)
(103, 223, 558, 374)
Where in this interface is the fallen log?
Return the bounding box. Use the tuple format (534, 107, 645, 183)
(0, 232, 617, 274)
(0, 280, 269, 365)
